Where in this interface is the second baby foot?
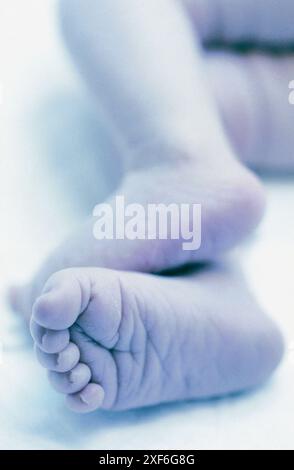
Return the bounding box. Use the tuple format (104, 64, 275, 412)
(31, 265, 283, 413)
(11, 158, 265, 321)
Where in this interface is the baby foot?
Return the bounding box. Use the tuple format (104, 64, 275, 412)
(30, 265, 283, 413)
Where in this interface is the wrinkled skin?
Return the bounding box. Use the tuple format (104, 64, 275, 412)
(31, 264, 284, 413)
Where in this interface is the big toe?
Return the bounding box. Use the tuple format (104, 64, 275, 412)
(32, 271, 85, 330)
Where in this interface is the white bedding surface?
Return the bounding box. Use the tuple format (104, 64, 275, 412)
(0, 0, 293, 450)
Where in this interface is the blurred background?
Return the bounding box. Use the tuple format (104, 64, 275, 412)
(0, 0, 293, 450)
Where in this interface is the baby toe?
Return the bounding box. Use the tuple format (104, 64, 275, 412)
(35, 342, 80, 373)
(66, 383, 105, 413)
(48, 363, 91, 394)
(32, 272, 84, 330)
(30, 319, 70, 353)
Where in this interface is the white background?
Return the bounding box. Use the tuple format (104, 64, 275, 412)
(0, 0, 294, 450)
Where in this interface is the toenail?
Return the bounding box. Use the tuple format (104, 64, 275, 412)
(79, 391, 90, 405)
(56, 344, 79, 369)
(41, 332, 49, 346)
(78, 384, 105, 408)
(57, 351, 66, 366)
(56, 350, 68, 366)
(69, 369, 81, 384)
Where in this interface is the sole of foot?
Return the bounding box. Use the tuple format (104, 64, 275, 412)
(30, 265, 283, 413)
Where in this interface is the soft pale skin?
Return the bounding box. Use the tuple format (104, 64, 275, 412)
(10, 0, 267, 318)
(207, 52, 294, 172)
(9, 0, 292, 413)
(31, 264, 284, 413)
